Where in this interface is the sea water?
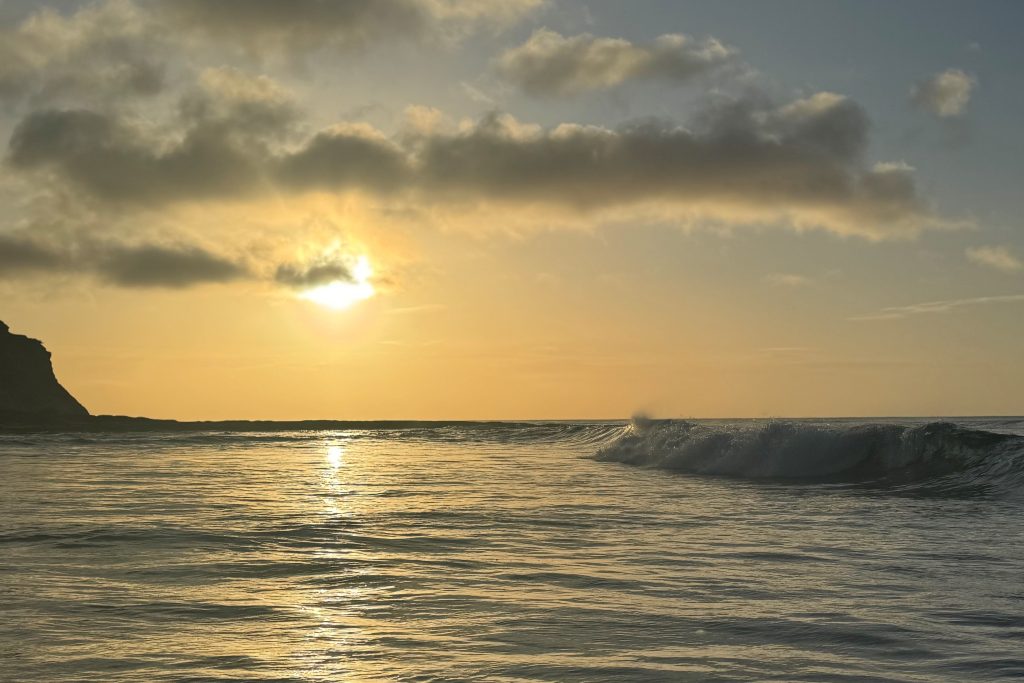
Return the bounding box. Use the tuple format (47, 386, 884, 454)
(2, 418, 1022, 681)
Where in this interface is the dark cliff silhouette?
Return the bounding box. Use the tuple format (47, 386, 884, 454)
(0, 320, 88, 420)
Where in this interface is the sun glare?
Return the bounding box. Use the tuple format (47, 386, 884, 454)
(299, 256, 375, 310)
(326, 445, 344, 468)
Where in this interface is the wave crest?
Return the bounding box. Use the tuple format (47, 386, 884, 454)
(594, 418, 1024, 487)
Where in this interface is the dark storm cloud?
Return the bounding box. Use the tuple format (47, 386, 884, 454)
(5, 91, 932, 237)
(497, 29, 737, 96)
(274, 261, 354, 288)
(0, 233, 247, 288)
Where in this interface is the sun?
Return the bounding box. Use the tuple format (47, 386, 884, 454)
(299, 256, 375, 310)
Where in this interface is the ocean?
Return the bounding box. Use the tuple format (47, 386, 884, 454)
(2, 418, 1023, 682)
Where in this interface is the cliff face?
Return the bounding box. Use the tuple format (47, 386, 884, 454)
(0, 321, 88, 418)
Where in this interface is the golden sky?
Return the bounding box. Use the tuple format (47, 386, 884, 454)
(1, 1, 1022, 419)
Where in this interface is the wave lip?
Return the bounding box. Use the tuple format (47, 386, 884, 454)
(594, 418, 1024, 488)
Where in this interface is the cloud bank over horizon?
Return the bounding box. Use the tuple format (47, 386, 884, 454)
(7, 81, 938, 243)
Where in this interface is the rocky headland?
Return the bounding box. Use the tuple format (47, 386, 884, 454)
(0, 320, 89, 422)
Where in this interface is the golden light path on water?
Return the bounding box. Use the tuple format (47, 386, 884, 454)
(299, 256, 375, 310)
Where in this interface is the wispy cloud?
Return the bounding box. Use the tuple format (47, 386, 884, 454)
(385, 304, 447, 316)
(765, 273, 811, 287)
(967, 245, 1023, 273)
(852, 293, 1024, 321)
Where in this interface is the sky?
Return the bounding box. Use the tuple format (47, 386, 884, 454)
(1, 0, 1023, 420)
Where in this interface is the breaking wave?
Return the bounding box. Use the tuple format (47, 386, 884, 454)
(594, 418, 1024, 491)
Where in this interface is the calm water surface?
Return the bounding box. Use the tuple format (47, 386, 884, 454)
(2, 419, 1023, 681)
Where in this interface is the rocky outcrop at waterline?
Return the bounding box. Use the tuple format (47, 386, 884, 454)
(0, 320, 88, 420)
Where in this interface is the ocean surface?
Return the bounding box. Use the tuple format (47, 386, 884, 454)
(2, 417, 1023, 682)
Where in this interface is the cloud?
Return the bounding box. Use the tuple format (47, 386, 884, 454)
(461, 81, 498, 107)
(765, 273, 811, 287)
(853, 293, 1024, 321)
(6, 66, 301, 205)
(154, 0, 543, 58)
(496, 29, 736, 95)
(910, 68, 976, 117)
(408, 96, 931, 238)
(0, 0, 542, 109)
(7, 91, 939, 239)
(0, 0, 164, 108)
(0, 230, 378, 292)
(0, 233, 66, 272)
(0, 233, 246, 288)
(93, 243, 246, 288)
(275, 123, 410, 193)
(966, 246, 1023, 273)
(275, 261, 354, 288)
(7, 107, 267, 204)
(184, 66, 300, 138)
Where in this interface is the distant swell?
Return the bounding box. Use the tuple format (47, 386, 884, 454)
(594, 418, 1024, 491)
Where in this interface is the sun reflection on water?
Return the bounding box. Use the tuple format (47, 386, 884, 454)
(326, 445, 344, 469)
